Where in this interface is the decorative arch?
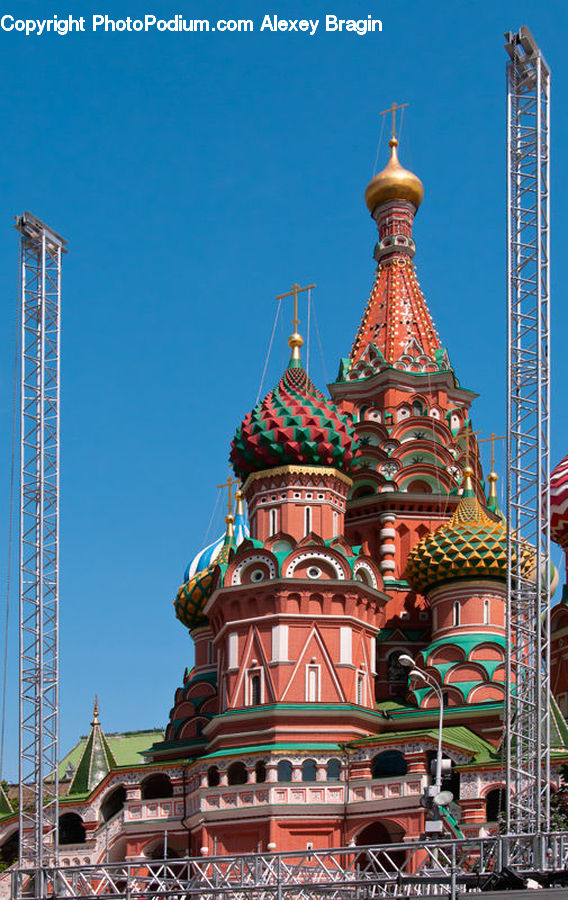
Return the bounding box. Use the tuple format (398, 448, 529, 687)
(59, 812, 86, 845)
(227, 761, 248, 785)
(284, 552, 346, 581)
(353, 560, 378, 589)
(140, 773, 173, 800)
(231, 553, 277, 586)
(371, 750, 408, 778)
(100, 785, 126, 823)
(485, 786, 507, 823)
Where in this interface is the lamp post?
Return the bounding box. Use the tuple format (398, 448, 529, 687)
(398, 655, 444, 794)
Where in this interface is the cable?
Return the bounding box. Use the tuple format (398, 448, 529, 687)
(306, 289, 312, 377)
(255, 299, 282, 405)
(201, 490, 222, 546)
(0, 260, 20, 782)
(371, 114, 386, 177)
(311, 296, 328, 384)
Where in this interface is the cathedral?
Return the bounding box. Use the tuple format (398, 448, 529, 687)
(2, 128, 568, 871)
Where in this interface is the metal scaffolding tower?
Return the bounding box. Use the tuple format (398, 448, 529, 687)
(504, 27, 551, 844)
(16, 213, 66, 876)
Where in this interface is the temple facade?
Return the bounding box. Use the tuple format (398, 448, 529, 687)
(1, 129, 568, 873)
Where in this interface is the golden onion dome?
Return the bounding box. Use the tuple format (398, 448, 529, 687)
(365, 138, 424, 213)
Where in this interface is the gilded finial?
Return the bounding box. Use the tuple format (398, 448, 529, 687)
(275, 282, 316, 366)
(225, 513, 235, 538)
(235, 489, 244, 516)
(365, 103, 423, 213)
(462, 466, 474, 494)
(478, 432, 505, 513)
(92, 695, 99, 727)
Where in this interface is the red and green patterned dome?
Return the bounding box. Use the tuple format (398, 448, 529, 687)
(230, 359, 358, 479)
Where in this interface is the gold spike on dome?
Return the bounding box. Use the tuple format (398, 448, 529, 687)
(365, 138, 424, 213)
(92, 695, 99, 726)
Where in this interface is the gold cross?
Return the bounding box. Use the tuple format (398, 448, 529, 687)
(275, 282, 316, 334)
(380, 101, 409, 140)
(478, 433, 506, 471)
(217, 475, 240, 517)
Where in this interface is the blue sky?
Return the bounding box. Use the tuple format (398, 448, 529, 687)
(0, 0, 567, 780)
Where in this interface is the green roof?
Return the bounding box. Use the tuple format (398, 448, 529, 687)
(201, 742, 342, 760)
(423, 633, 505, 660)
(60, 728, 164, 779)
(350, 725, 498, 765)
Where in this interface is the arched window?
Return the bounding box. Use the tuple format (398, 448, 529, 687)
(304, 506, 312, 535)
(301, 759, 317, 782)
(356, 672, 365, 705)
(269, 508, 278, 536)
(277, 759, 292, 782)
(207, 766, 220, 787)
(371, 750, 408, 778)
(306, 665, 319, 702)
(255, 760, 266, 783)
(59, 813, 86, 845)
(486, 787, 506, 823)
(412, 400, 423, 416)
(227, 761, 248, 786)
(453, 601, 460, 627)
(327, 758, 341, 781)
(484, 598, 490, 625)
(249, 672, 261, 706)
(101, 785, 126, 823)
(141, 773, 173, 800)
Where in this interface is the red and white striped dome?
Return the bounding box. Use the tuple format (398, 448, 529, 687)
(551, 454, 568, 549)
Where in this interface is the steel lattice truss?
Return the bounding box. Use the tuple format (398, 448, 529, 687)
(11, 833, 568, 900)
(16, 213, 66, 875)
(504, 27, 551, 847)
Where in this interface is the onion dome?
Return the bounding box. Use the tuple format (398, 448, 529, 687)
(364, 138, 424, 214)
(185, 491, 249, 581)
(231, 343, 357, 481)
(175, 516, 236, 632)
(406, 468, 532, 595)
(551, 454, 568, 549)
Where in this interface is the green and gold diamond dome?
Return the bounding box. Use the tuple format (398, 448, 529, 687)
(405, 468, 533, 594)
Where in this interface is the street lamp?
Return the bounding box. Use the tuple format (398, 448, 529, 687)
(398, 655, 444, 795)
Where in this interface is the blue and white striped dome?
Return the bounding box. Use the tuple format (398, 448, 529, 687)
(184, 502, 249, 581)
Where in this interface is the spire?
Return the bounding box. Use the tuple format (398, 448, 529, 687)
(69, 698, 116, 795)
(347, 127, 447, 377)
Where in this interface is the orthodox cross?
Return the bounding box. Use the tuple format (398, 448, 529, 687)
(275, 282, 316, 333)
(478, 433, 506, 472)
(217, 475, 240, 516)
(380, 101, 409, 140)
